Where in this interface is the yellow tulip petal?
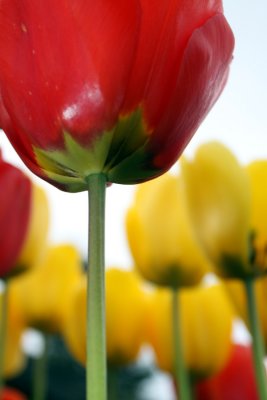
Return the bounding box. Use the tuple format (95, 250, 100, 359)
(63, 276, 87, 365)
(1, 287, 26, 378)
(18, 185, 49, 271)
(63, 268, 149, 367)
(126, 173, 211, 287)
(255, 277, 267, 345)
(126, 208, 152, 279)
(181, 142, 250, 279)
(106, 268, 148, 365)
(147, 284, 234, 377)
(10, 244, 83, 333)
(247, 161, 267, 272)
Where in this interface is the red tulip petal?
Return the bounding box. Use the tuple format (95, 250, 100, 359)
(0, 1, 234, 190)
(196, 345, 258, 400)
(0, 388, 27, 400)
(0, 158, 32, 277)
(149, 13, 234, 169)
(123, 0, 223, 113)
(0, 0, 141, 148)
(0, 92, 36, 166)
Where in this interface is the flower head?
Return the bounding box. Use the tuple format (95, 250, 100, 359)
(181, 142, 267, 279)
(0, 152, 49, 278)
(63, 268, 148, 366)
(0, 153, 31, 278)
(181, 142, 252, 279)
(127, 173, 211, 287)
(247, 161, 267, 271)
(0, 1, 234, 191)
(10, 244, 83, 333)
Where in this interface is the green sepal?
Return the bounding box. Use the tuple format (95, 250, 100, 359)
(34, 129, 114, 192)
(218, 230, 267, 280)
(219, 253, 267, 280)
(33, 108, 161, 191)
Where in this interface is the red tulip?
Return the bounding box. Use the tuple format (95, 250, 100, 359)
(196, 344, 259, 400)
(0, 387, 27, 400)
(0, 1, 234, 191)
(0, 153, 32, 278)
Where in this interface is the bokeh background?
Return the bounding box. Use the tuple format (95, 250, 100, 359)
(0, 0, 267, 270)
(0, 1, 266, 399)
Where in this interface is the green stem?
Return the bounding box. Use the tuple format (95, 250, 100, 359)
(32, 333, 49, 400)
(87, 173, 107, 400)
(0, 281, 8, 395)
(172, 288, 192, 400)
(244, 278, 267, 400)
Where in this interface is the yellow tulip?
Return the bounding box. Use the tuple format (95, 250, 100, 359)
(63, 268, 149, 366)
(10, 245, 83, 333)
(0, 286, 25, 378)
(106, 268, 149, 365)
(181, 142, 251, 279)
(126, 173, 211, 287)
(247, 161, 267, 272)
(16, 184, 49, 274)
(147, 283, 234, 378)
(62, 276, 86, 365)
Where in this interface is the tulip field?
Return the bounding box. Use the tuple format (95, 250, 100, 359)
(0, 0, 266, 399)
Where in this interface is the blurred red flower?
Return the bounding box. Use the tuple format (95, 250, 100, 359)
(0, 387, 27, 400)
(196, 344, 259, 400)
(0, 153, 31, 278)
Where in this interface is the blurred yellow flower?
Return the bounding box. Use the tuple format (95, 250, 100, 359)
(106, 268, 149, 365)
(10, 245, 83, 333)
(63, 268, 149, 366)
(146, 283, 234, 378)
(126, 173, 211, 287)
(16, 184, 49, 274)
(62, 276, 86, 365)
(181, 142, 252, 279)
(0, 285, 25, 378)
(247, 161, 267, 272)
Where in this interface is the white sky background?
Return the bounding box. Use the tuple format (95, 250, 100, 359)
(0, 0, 267, 268)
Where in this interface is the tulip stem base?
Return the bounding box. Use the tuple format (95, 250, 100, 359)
(87, 173, 107, 400)
(32, 333, 49, 400)
(172, 288, 192, 400)
(0, 281, 8, 394)
(244, 278, 267, 400)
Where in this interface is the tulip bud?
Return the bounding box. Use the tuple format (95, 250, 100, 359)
(10, 245, 83, 333)
(181, 142, 251, 279)
(0, 154, 31, 278)
(126, 173, 211, 287)
(63, 268, 149, 366)
(105, 269, 149, 365)
(247, 161, 267, 273)
(0, 1, 234, 190)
